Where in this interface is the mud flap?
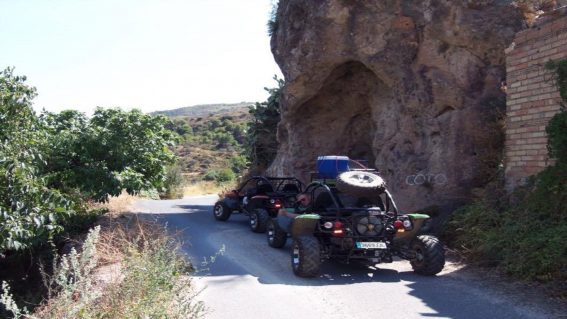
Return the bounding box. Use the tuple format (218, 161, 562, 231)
(290, 214, 320, 237)
(393, 214, 429, 245)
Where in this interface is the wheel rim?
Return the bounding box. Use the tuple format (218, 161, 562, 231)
(349, 173, 374, 184)
(267, 223, 274, 243)
(250, 213, 258, 229)
(413, 246, 425, 266)
(292, 242, 300, 268)
(214, 205, 223, 217)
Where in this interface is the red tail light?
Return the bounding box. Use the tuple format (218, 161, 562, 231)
(394, 220, 403, 229)
(333, 221, 345, 237)
(272, 199, 282, 209)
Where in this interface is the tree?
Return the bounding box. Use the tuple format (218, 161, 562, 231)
(0, 67, 179, 252)
(246, 75, 284, 168)
(0, 68, 74, 251)
(41, 108, 177, 201)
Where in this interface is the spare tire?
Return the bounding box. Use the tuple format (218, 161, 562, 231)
(336, 171, 386, 197)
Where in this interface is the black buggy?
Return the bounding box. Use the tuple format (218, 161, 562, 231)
(213, 176, 303, 233)
(267, 171, 445, 278)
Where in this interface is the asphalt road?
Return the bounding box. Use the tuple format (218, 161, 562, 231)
(133, 195, 560, 319)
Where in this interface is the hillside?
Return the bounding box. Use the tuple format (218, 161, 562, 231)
(151, 102, 253, 118)
(162, 105, 252, 183)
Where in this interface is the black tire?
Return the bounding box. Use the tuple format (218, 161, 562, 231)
(336, 171, 386, 197)
(250, 208, 270, 233)
(213, 201, 232, 221)
(410, 235, 445, 276)
(291, 236, 321, 277)
(267, 219, 287, 248)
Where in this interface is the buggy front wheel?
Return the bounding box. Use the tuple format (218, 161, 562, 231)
(410, 235, 445, 275)
(213, 202, 232, 221)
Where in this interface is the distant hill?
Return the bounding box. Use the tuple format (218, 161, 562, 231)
(151, 102, 254, 118)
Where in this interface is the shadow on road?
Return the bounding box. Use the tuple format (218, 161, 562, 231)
(134, 203, 433, 287)
(131, 199, 556, 319)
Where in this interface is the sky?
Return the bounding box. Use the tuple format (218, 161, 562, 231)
(0, 0, 282, 114)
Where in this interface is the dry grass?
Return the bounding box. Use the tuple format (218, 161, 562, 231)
(21, 209, 204, 318)
(183, 181, 231, 196)
(94, 214, 167, 266)
(89, 191, 138, 216)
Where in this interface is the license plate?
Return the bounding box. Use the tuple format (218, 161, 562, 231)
(356, 242, 387, 249)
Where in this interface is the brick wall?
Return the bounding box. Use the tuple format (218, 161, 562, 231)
(505, 9, 567, 189)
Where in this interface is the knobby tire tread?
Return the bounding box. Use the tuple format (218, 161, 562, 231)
(267, 219, 287, 248)
(410, 235, 445, 276)
(293, 236, 321, 278)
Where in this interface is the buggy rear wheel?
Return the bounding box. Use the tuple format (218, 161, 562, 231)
(213, 201, 232, 221)
(250, 208, 269, 233)
(291, 236, 320, 277)
(267, 219, 287, 248)
(410, 235, 445, 275)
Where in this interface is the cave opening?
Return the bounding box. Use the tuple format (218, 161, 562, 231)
(289, 61, 391, 169)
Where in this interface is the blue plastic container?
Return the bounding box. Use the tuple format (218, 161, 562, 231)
(317, 156, 350, 179)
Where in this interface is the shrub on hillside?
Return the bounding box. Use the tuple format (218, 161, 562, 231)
(161, 163, 185, 199)
(444, 107, 567, 287)
(1, 220, 205, 318)
(202, 168, 235, 184)
(445, 60, 567, 287)
(228, 155, 248, 174)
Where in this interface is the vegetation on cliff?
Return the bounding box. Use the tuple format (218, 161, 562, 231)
(246, 76, 283, 169)
(444, 60, 567, 294)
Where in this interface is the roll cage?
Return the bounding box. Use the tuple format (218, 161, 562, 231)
(237, 176, 304, 196)
(302, 181, 400, 217)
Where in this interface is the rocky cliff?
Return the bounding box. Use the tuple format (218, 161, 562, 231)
(268, 0, 524, 217)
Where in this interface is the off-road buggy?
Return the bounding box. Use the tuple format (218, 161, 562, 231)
(267, 158, 445, 278)
(213, 176, 303, 233)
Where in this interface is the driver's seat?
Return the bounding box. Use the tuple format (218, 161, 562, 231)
(282, 183, 300, 193)
(256, 183, 274, 195)
(313, 192, 334, 212)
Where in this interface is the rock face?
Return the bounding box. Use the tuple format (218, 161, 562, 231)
(268, 0, 524, 216)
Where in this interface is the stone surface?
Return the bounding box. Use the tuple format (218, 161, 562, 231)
(268, 0, 524, 217)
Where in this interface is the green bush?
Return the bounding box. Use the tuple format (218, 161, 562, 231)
(0, 68, 178, 253)
(246, 76, 283, 168)
(267, 1, 279, 36)
(0, 68, 78, 252)
(545, 108, 567, 163)
(215, 168, 235, 183)
(202, 168, 235, 184)
(41, 108, 177, 201)
(228, 155, 248, 174)
(444, 99, 567, 285)
(446, 190, 567, 281)
(161, 163, 185, 199)
(202, 171, 218, 181)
